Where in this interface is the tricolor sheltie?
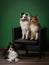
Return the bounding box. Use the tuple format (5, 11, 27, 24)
(20, 13, 30, 39)
(3, 43, 19, 62)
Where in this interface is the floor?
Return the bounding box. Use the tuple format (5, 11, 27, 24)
(0, 50, 49, 65)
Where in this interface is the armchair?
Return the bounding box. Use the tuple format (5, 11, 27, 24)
(12, 27, 47, 58)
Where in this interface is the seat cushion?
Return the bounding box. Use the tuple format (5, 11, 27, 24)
(14, 39, 38, 45)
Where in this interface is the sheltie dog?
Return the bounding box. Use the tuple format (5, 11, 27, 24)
(30, 16, 40, 40)
(20, 13, 30, 39)
(3, 43, 19, 62)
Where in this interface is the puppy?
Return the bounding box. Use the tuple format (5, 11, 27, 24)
(20, 13, 30, 39)
(3, 43, 19, 62)
(30, 16, 40, 40)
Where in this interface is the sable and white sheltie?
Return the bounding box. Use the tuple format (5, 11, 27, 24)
(3, 43, 19, 62)
(30, 16, 40, 40)
(20, 13, 30, 39)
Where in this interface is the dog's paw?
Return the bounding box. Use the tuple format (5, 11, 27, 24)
(30, 37, 34, 40)
(7, 59, 12, 62)
(35, 36, 38, 40)
(15, 58, 19, 62)
(25, 37, 28, 39)
(22, 37, 24, 39)
(35, 38, 38, 40)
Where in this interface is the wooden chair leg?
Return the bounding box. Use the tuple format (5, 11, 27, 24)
(39, 51, 42, 59)
(26, 50, 28, 55)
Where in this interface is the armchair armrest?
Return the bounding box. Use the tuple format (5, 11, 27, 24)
(12, 27, 22, 42)
(38, 27, 47, 51)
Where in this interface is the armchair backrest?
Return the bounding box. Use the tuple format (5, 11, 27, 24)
(12, 27, 22, 42)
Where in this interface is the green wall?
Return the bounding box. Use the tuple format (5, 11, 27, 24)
(0, 0, 49, 49)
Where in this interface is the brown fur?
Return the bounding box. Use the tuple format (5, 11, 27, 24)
(30, 16, 40, 40)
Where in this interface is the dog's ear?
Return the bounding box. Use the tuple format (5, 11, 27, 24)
(7, 42, 12, 48)
(20, 13, 24, 18)
(35, 15, 40, 25)
(35, 14, 39, 19)
(30, 15, 33, 20)
(21, 13, 24, 15)
(9, 42, 12, 45)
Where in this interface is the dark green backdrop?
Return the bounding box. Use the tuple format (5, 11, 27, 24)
(0, 0, 49, 49)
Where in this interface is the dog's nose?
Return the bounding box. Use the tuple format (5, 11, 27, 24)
(24, 16, 27, 19)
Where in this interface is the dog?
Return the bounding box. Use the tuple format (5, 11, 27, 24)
(30, 16, 40, 40)
(3, 43, 19, 62)
(20, 13, 30, 39)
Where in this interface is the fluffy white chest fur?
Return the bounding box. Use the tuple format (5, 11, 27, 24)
(30, 24, 39, 40)
(20, 13, 30, 39)
(8, 51, 18, 59)
(30, 24, 39, 32)
(20, 20, 29, 30)
(20, 20, 29, 39)
(7, 51, 19, 62)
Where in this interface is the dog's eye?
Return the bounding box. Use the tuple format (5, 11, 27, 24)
(26, 14, 28, 16)
(9, 48, 12, 50)
(10, 49, 11, 50)
(31, 20, 33, 22)
(9, 49, 11, 50)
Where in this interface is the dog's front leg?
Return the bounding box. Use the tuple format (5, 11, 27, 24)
(30, 31, 34, 40)
(35, 32, 38, 40)
(15, 58, 19, 62)
(22, 30, 25, 39)
(7, 58, 12, 62)
(25, 30, 29, 39)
